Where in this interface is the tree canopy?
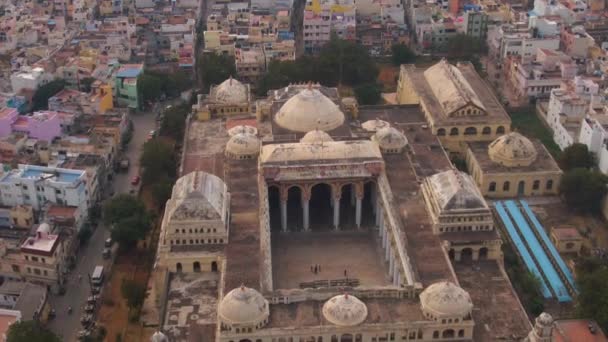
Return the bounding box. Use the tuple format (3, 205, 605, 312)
(575, 256, 608, 334)
(160, 103, 189, 140)
(111, 216, 150, 248)
(32, 79, 66, 111)
(6, 321, 61, 342)
(445, 34, 487, 59)
(559, 143, 596, 171)
(198, 53, 236, 92)
(559, 168, 608, 214)
(140, 139, 176, 184)
(138, 70, 191, 104)
(103, 194, 147, 226)
(391, 44, 417, 65)
(354, 83, 382, 105)
(256, 38, 378, 96)
(121, 279, 147, 309)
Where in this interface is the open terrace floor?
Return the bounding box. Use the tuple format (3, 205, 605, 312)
(271, 230, 392, 289)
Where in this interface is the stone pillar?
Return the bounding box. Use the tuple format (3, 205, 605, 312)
(473, 248, 479, 261)
(389, 251, 394, 277)
(385, 239, 390, 261)
(280, 200, 287, 232)
(333, 197, 340, 230)
(376, 207, 383, 228)
(454, 249, 462, 262)
(382, 227, 387, 249)
(303, 200, 310, 231)
(355, 196, 362, 228)
(393, 264, 400, 286)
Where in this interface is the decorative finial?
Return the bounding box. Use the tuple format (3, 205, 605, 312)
(308, 81, 313, 90)
(344, 292, 349, 299)
(240, 284, 245, 291)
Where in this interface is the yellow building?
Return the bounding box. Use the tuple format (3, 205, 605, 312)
(396, 59, 512, 154)
(193, 77, 251, 121)
(550, 226, 583, 255)
(88, 81, 114, 114)
(422, 169, 502, 262)
(465, 132, 563, 198)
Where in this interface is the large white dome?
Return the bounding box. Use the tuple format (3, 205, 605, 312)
(218, 286, 269, 326)
(213, 77, 248, 104)
(228, 125, 257, 137)
(322, 294, 368, 327)
(488, 132, 537, 167)
(362, 119, 390, 132)
(274, 88, 345, 133)
(420, 282, 473, 319)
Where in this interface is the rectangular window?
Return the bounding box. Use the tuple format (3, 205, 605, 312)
(34, 269, 41, 275)
(31, 256, 38, 262)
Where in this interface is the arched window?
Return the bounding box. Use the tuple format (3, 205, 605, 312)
(458, 330, 465, 338)
(482, 126, 491, 135)
(503, 181, 510, 191)
(442, 329, 455, 338)
(464, 127, 477, 135)
(497, 126, 505, 134)
(489, 182, 496, 192)
(437, 128, 446, 136)
(433, 331, 439, 339)
(450, 127, 459, 136)
(546, 179, 554, 190)
(533, 180, 540, 190)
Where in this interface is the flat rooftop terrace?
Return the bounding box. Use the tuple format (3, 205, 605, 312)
(181, 119, 228, 177)
(267, 297, 425, 328)
(453, 261, 531, 342)
(271, 231, 391, 289)
(383, 153, 455, 286)
(163, 272, 218, 342)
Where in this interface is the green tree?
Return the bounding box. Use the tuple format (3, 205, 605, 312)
(6, 321, 61, 342)
(559, 168, 608, 213)
(121, 279, 147, 309)
(140, 140, 176, 184)
(79, 77, 96, 93)
(576, 257, 608, 333)
(559, 143, 595, 171)
(151, 179, 173, 208)
(354, 83, 382, 105)
(111, 216, 150, 248)
(138, 73, 163, 104)
(391, 44, 417, 65)
(103, 194, 147, 225)
(77, 222, 93, 245)
(160, 103, 189, 140)
(198, 54, 236, 92)
(32, 79, 66, 111)
(445, 34, 486, 59)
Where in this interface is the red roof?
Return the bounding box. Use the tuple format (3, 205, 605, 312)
(553, 320, 608, 342)
(226, 119, 257, 131)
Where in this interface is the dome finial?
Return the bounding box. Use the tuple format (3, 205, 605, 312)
(308, 81, 313, 90)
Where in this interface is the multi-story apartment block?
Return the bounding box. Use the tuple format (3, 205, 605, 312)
(303, 0, 356, 54)
(489, 22, 560, 62)
(114, 64, 143, 110)
(463, 10, 489, 39)
(579, 112, 608, 174)
(505, 49, 576, 100)
(0, 164, 90, 217)
(10, 67, 53, 94)
(0, 223, 68, 293)
(560, 26, 594, 59)
(235, 46, 267, 84)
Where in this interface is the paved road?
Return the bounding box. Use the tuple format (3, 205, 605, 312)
(48, 111, 157, 341)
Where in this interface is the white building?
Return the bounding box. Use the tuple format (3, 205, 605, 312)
(10, 67, 53, 94)
(579, 113, 608, 173)
(489, 23, 560, 62)
(0, 165, 90, 223)
(546, 77, 602, 150)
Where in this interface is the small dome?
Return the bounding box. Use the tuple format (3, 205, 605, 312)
(322, 294, 368, 327)
(300, 129, 334, 143)
(151, 331, 169, 342)
(228, 125, 257, 137)
(420, 282, 473, 319)
(537, 312, 554, 326)
(372, 127, 408, 152)
(213, 77, 248, 104)
(274, 88, 345, 133)
(488, 132, 537, 167)
(219, 286, 269, 326)
(225, 132, 260, 159)
(362, 119, 390, 132)
(37, 223, 51, 235)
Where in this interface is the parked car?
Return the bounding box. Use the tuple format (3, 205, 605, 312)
(104, 238, 112, 248)
(131, 175, 140, 186)
(84, 304, 95, 313)
(86, 295, 98, 304)
(102, 248, 111, 259)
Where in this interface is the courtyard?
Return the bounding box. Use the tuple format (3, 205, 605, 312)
(271, 231, 391, 289)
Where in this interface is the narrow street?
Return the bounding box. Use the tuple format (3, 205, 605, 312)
(47, 111, 157, 342)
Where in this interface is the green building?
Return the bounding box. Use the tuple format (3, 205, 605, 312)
(114, 64, 143, 109)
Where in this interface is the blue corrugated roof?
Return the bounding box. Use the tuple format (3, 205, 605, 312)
(116, 67, 143, 78)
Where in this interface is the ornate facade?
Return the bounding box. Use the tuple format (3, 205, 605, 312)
(396, 59, 512, 153)
(193, 77, 251, 121)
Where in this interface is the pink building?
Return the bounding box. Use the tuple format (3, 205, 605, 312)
(0, 108, 19, 138)
(10, 111, 62, 142)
